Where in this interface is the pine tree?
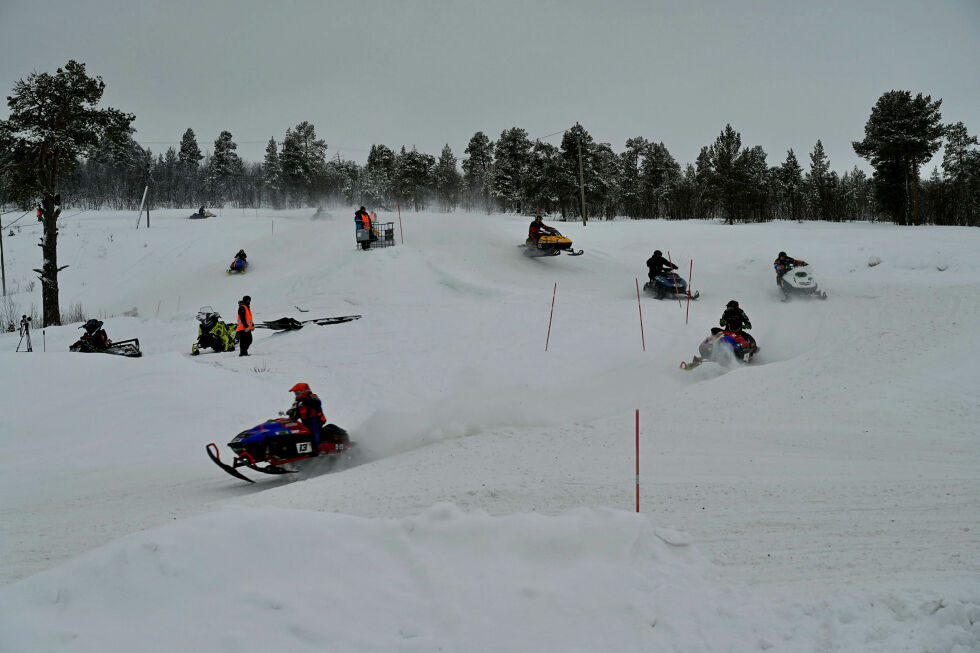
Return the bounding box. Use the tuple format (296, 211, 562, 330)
(393, 147, 435, 211)
(620, 137, 649, 218)
(805, 140, 835, 221)
(177, 128, 203, 207)
(853, 90, 944, 224)
(942, 122, 979, 226)
(491, 128, 532, 213)
(206, 131, 243, 205)
(775, 150, 804, 221)
(433, 144, 461, 211)
(0, 60, 133, 325)
(639, 142, 680, 219)
(262, 137, 282, 207)
(462, 132, 494, 212)
(365, 144, 396, 208)
(279, 121, 327, 204)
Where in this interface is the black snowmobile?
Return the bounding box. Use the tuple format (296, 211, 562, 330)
(207, 417, 354, 483)
(69, 319, 142, 357)
(643, 274, 699, 300)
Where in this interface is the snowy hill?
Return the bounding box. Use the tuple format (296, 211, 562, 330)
(1, 209, 978, 652)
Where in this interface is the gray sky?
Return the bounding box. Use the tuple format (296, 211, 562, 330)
(2, 0, 978, 173)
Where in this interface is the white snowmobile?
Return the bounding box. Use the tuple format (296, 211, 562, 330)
(779, 264, 827, 301)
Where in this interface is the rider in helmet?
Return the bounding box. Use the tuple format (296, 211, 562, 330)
(79, 319, 110, 351)
(528, 214, 554, 244)
(774, 251, 807, 287)
(646, 249, 677, 281)
(287, 383, 326, 456)
(719, 300, 755, 346)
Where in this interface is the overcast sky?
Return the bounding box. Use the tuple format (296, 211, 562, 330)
(2, 0, 978, 174)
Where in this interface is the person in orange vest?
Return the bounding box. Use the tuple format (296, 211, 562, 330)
(36, 204, 42, 222)
(236, 295, 254, 356)
(355, 206, 377, 250)
(286, 382, 326, 455)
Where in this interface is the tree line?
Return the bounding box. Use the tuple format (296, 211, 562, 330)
(1, 62, 978, 324)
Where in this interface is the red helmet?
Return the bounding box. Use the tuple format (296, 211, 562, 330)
(290, 382, 311, 395)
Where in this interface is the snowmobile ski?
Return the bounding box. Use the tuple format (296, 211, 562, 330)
(679, 357, 703, 370)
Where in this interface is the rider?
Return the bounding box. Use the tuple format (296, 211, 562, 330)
(287, 383, 326, 455)
(646, 250, 678, 281)
(773, 251, 807, 287)
(79, 319, 110, 351)
(528, 214, 553, 244)
(719, 300, 755, 346)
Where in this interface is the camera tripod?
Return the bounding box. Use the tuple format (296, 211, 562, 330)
(16, 316, 32, 352)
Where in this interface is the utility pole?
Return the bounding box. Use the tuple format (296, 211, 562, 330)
(0, 214, 6, 296)
(577, 136, 587, 226)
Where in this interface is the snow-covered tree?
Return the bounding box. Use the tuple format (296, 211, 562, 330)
(433, 144, 461, 212)
(491, 128, 532, 213)
(462, 132, 494, 212)
(205, 131, 243, 205)
(0, 60, 133, 325)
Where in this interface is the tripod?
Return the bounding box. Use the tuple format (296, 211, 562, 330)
(16, 316, 32, 352)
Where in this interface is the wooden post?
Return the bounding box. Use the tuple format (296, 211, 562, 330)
(134, 185, 149, 229)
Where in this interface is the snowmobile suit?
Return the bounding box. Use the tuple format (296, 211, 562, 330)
(237, 302, 254, 356)
(719, 307, 755, 346)
(528, 218, 551, 243)
(774, 254, 806, 286)
(79, 329, 110, 351)
(288, 392, 327, 450)
(646, 253, 677, 280)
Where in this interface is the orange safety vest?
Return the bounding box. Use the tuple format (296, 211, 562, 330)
(363, 211, 372, 231)
(236, 304, 254, 331)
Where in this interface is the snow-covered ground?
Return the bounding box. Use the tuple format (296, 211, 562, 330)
(1, 208, 978, 652)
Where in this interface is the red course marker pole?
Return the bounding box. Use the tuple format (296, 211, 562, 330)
(545, 282, 557, 351)
(635, 278, 646, 351)
(685, 259, 694, 325)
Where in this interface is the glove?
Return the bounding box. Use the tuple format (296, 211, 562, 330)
(745, 322, 752, 330)
(719, 319, 726, 327)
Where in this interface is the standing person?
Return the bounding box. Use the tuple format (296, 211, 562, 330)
(773, 251, 807, 287)
(286, 383, 326, 455)
(355, 206, 375, 250)
(719, 300, 755, 346)
(36, 204, 42, 222)
(646, 250, 678, 281)
(236, 295, 254, 356)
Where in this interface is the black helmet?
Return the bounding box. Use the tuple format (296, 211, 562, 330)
(778, 251, 787, 258)
(726, 300, 738, 308)
(242, 295, 251, 305)
(81, 318, 103, 333)
(653, 250, 662, 257)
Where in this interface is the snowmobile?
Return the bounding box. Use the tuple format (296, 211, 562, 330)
(191, 306, 238, 355)
(680, 328, 759, 370)
(69, 319, 142, 357)
(643, 274, 699, 300)
(228, 250, 248, 274)
(523, 227, 583, 257)
(255, 315, 362, 331)
(188, 209, 216, 219)
(207, 417, 354, 483)
(779, 264, 827, 301)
